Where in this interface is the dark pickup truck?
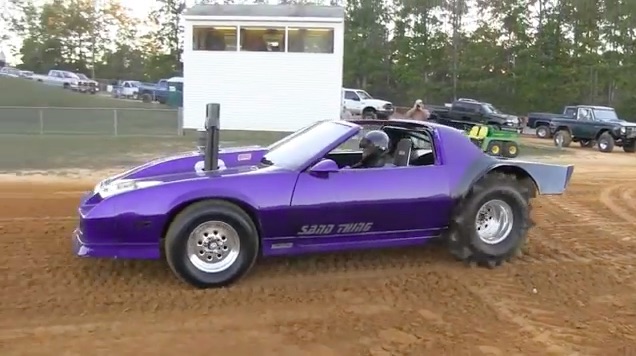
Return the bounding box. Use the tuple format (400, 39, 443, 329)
(548, 105, 636, 153)
(526, 106, 584, 138)
(429, 98, 523, 133)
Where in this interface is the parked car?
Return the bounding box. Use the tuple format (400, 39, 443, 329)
(112, 80, 141, 99)
(137, 77, 183, 104)
(549, 105, 636, 152)
(19, 70, 34, 79)
(342, 88, 394, 119)
(0, 67, 21, 78)
(429, 98, 523, 133)
(44, 70, 92, 93)
(526, 105, 586, 139)
(75, 73, 99, 94)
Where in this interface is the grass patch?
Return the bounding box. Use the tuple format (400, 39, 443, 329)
(0, 130, 291, 171)
(0, 77, 179, 136)
(0, 77, 159, 108)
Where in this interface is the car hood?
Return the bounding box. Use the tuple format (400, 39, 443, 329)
(105, 145, 268, 182)
(618, 121, 636, 127)
(362, 99, 392, 107)
(89, 163, 289, 203)
(492, 113, 519, 122)
(132, 164, 277, 184)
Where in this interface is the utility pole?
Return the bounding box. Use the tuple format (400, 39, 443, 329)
(91, 0, 103, 79)
(451, 0, 460, 101)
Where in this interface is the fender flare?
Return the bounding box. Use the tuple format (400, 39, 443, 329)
(451, 156, 573, 199)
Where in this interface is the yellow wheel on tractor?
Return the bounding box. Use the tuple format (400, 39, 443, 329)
(486, 141, 502, 156)
(503, 141, 519, 158)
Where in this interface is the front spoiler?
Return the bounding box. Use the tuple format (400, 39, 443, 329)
(72, 228, 160, 259)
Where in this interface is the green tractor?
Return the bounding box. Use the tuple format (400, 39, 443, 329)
(466, 124, 520, 158)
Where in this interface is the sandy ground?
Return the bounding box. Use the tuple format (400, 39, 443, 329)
(0, 138, 635, 355)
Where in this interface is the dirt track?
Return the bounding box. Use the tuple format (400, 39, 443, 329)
(1, 141, 635, 355)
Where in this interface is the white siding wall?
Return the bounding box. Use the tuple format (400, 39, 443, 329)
(183, 20, 344, 132)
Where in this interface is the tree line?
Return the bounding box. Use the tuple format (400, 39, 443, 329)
(2, 0, 636, 118)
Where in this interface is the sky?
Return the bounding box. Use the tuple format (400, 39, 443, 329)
(1, 0, 482, 64)
(1, 0, 175, 63)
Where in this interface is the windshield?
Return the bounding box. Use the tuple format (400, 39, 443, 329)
(62, 72, 78, 79)
(262, 121, 354, 170)
(267, 122, 320, 151)
(130, 81, 140, 87)
(593, 109, 619, 121)
(482, 103, 502, 114)
(77, 73, 88, 80)
(356, 90, 373, 100)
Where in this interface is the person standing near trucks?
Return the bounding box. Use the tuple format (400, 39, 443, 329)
(405, 99, 430, 121)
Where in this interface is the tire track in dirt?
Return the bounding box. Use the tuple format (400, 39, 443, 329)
(0, 238, 528, 356)
(0, 198, 80, 218)
(455, 238, 634, 354)
(544, 183, 636, 246)
(0, 216, 75, 222)
(599, 183, 636, 224)
(450, 191, 636, 355)
(625, 188, 636, 212)
(520, 223, 636, 265)
(461, 269, 604, 356)
(0, 193, 84, 199)
(521, 196, 631, 263)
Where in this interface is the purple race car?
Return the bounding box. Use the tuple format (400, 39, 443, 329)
(73, 117, 574, 288)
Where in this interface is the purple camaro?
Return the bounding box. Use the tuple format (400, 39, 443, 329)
(74, 116, 574, 288)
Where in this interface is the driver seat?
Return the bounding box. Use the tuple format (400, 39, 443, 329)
(393, 138, 412, 166)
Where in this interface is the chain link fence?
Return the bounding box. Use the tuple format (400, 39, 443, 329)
(0, 107, 183, 136)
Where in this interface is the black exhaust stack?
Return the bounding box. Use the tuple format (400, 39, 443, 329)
(204, 103, 220, 171)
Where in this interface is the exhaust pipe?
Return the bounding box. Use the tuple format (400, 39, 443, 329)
(204, 103, 220, 171)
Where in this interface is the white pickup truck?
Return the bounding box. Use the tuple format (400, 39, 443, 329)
(75, 73, 99, 94)
(43, 70, 94, 93)
(342, 87, 394, 119)
(112, 80, 141, 99)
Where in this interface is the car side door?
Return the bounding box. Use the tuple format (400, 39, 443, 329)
(343, 90, 362, 114)
(573, 108, 596, 139)
(450, 102, 480, 130)
(289, 164, 452, 242)
(288, 129, 452, 241)
(122, 81, 131, 96)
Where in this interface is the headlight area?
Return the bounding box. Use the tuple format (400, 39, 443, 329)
(79, 179, 167, 246)
(94, 179, 163, 199)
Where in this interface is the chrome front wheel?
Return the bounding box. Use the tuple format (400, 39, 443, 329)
(186, 221, 241, 273)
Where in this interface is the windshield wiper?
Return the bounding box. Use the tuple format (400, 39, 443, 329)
(260, 157, 274, 166)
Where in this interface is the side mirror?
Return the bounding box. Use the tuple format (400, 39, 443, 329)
(308, 159, 339, 176)
(351, 96, 360, 101)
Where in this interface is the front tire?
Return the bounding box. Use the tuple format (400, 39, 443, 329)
(141, 93, 152, 103)
(446, 172, 531, 268)
(597, 132, 615, 153)
(362, 108, 377, 120)
(623, 140, 636, 153)
(535, 125, 549, 139)
(165, 200, 259, 288)
(553, 129, 572, 147)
